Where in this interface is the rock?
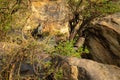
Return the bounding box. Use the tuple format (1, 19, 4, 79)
(85, 13, 120, 66)
(23, 0, 72, 41)
(20, 63, 34, 75)
(4, 53, 119, 80)
(67, 57, 120, 80)
(20, 53, 52, 79)
(74, 37, 85, 48)
(51, 55, 120, 80)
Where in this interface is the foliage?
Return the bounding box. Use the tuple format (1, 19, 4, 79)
(68, 0, 120, 47)
(54, 40, 89, 58)
(68, 0, 120, 16)
(0, 0, 17, 31)
(0, 41, 40, 79)
(0, 39, 64, 80)
(54, 68, 63, 80)
(0, 0, 119, 80)
(78, 46, 89, 54)
(0, 0, 30, 41)
(82, 0, 120, 19)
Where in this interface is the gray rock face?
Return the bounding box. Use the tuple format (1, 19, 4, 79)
(68, 57, 120, 80)
(52, 55, 120, 80)
(85, 13, 120, 66)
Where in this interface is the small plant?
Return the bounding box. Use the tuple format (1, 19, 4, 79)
(54, 68, 63, 80)
(78, 46, 89, 54)
(54, 40, 89, 58)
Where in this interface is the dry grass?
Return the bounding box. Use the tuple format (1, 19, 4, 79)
(0, 36, 57, 80)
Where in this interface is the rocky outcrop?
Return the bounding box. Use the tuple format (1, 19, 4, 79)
(1, 0, 120, 79)
(85, 13, 120, 66)
(66, 57, 120, 80)
(23, 0, 72, 41)
(0, 42, 120, 80)
(18, 54, 120, 80)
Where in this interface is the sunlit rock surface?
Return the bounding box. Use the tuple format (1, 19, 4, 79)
(23, 0, 72, 41)
(37, 55, 120, 80)
(85, 13, 120, 66)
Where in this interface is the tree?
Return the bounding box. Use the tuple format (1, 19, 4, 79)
(67, 0, 120, 48)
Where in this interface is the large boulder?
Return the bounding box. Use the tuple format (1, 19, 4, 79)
(15, 54, 120, 80)
(51, 55, 120, 80)
(85, 13, 120, 66)
(23, 0, 72, 41)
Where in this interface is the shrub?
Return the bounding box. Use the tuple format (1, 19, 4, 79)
(54, 40, 89, 58)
